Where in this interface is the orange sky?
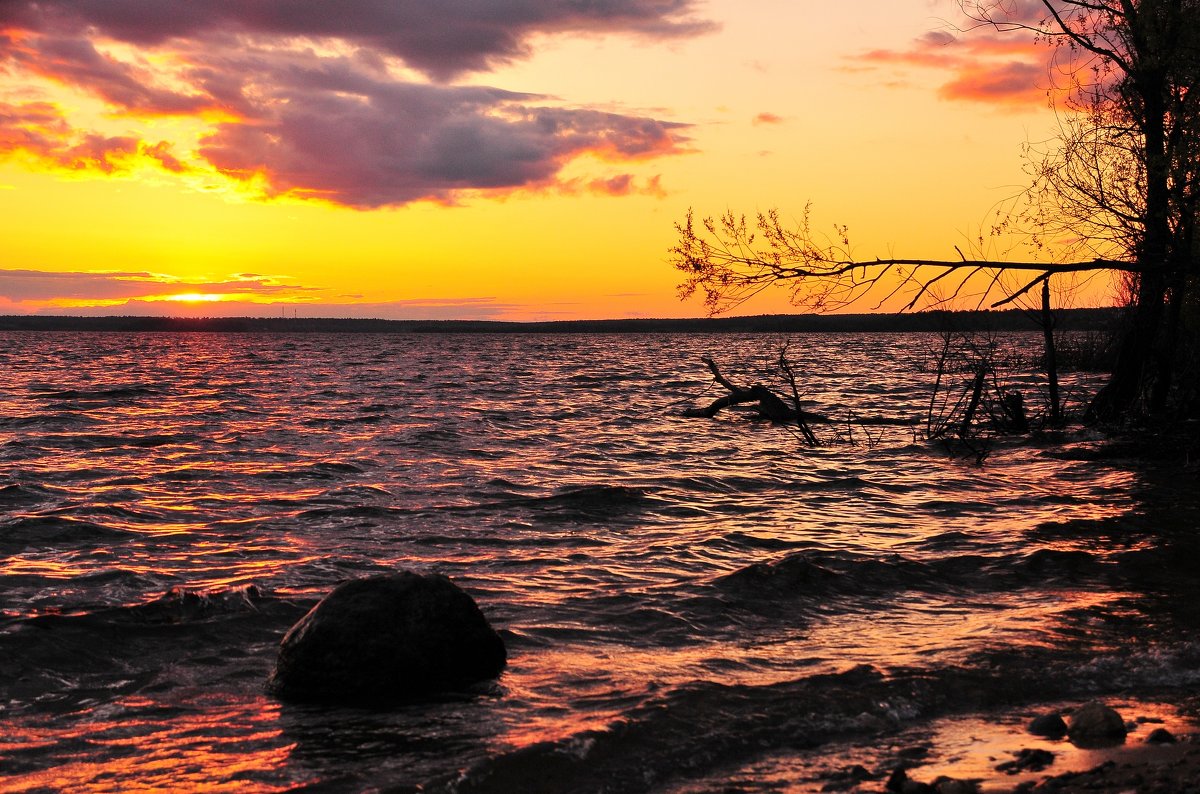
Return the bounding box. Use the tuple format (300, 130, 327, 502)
(0, 1, 1120, 320)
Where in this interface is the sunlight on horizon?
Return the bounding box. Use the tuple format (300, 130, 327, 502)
(0, 1, 1118, 320)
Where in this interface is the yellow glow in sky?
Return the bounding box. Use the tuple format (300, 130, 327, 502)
(0, 1, 1118, 320)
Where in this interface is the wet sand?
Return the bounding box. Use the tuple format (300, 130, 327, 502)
(1027, 740, 1200, 792)
(879, 696, 1200, 793)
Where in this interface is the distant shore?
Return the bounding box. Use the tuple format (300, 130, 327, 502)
(0, 308, 1119, 335)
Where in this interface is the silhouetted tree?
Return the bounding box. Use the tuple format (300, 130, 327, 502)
(672, 0, 1200, 422)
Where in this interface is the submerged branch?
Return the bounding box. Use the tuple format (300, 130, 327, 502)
(684, 356, 803, 425)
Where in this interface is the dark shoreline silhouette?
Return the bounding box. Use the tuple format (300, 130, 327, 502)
(0, 308, 1118, 334)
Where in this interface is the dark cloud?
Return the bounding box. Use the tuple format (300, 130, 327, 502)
(0, 0, 714, 80)
(193, 62, 689, 207)
(10, 34, 213, 115)
(0, 3, 700, 208)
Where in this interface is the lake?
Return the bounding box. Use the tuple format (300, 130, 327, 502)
(2, 331, 1197, 792)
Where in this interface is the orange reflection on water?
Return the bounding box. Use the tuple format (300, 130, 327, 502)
(496, 583, 1146, 750)
(3, 696, 294, 793)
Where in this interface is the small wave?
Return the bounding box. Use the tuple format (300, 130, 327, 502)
(431, 666, 904, 794)
(702, 531, 822, 551)
(507, 485, 657, 521)
(36, 432, 200, 450)
(0, 515, 128, 550)
(32, 385, 164, 401)
(297, 504, 403, 520)
(115, 584, 272, 624)
(433, 640, 1200, 794)
(0, 483, 55, 506)
(0, 412, 100, 430)
(715, 548, 1112, 607)
(254, 461, 366, 481)
(0, 583, 306, 715)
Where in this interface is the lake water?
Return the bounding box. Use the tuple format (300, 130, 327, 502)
(2, 331, 1198, 792)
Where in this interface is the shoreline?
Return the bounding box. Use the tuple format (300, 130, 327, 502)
(866, 695, 1200, 793)
(1027, 740, 1200, 792)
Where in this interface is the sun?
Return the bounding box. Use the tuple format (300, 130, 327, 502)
(164, 292, 226, 303)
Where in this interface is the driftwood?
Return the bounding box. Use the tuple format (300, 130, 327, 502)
(683, 357, 798, 421)
(683, 354, 919, 438)
(683, 356, 825, 446)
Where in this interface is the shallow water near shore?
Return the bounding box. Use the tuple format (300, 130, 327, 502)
(2, 330, 1198, 792)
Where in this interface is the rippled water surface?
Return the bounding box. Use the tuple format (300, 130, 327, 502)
(2, 331, 1198, 792)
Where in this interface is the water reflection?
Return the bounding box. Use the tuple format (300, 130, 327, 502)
(0, 331, 1191, 791)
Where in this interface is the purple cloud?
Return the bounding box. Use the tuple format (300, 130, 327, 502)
(0, 3, 701, 207)
(0, 102, 152, 173)
(191, 60, 689, 207)
(0, 1, 714, 80)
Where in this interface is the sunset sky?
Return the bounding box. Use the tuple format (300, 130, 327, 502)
(0, 0, 1118, 320)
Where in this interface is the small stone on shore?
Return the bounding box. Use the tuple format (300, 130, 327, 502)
(1067, 701, 1127, 747)
(996, 747, 1055, 774)
(1146, 727, 1177, 744)
(1028, 712, 1068, 738)
(886, 767, 978, 794)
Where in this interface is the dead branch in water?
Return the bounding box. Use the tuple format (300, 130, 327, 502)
(776, 344, 819, 446)
(683, 355, 822, 445)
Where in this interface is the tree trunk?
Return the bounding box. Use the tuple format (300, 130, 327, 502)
(1041, 279, 1062, 425)
(1087, 53, 1172, 423)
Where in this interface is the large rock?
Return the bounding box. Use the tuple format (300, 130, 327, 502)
(268, 572, 506, 703)
(1067, 701, 1127, 747)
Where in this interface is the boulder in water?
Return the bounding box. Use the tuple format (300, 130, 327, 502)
(268, 571, 506, 703)
(1067, 701, 1127, 747)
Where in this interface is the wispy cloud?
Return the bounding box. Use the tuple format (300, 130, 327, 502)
(0, 268, 314, 303)
(0, 1, 711, 207)
(0, 268, 533, 319)
(852, 29, 1050, 109)
(0, 101, 189, 176)
(752, 112, 784, 126)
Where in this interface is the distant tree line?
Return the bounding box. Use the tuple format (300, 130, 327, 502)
(0, 309, 1118, 336)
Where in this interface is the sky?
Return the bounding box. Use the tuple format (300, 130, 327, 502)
(0, 0, 1119, 320)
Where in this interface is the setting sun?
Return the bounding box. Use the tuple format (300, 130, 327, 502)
(163, 292, 226, 303)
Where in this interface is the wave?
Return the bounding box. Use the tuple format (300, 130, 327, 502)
(253, 461, 367, 481)
(0, 483, 55, 506)
(0, 584, 307, 714)
(32, 385, 165, 402)
(430, 644, 1197, 794)
(0, 412, 101, 431)
(519, 484, 652, 510)
(0, 514, 129, 551)
(714, 548, 1115, 607)
(33, 432, 201, 450)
